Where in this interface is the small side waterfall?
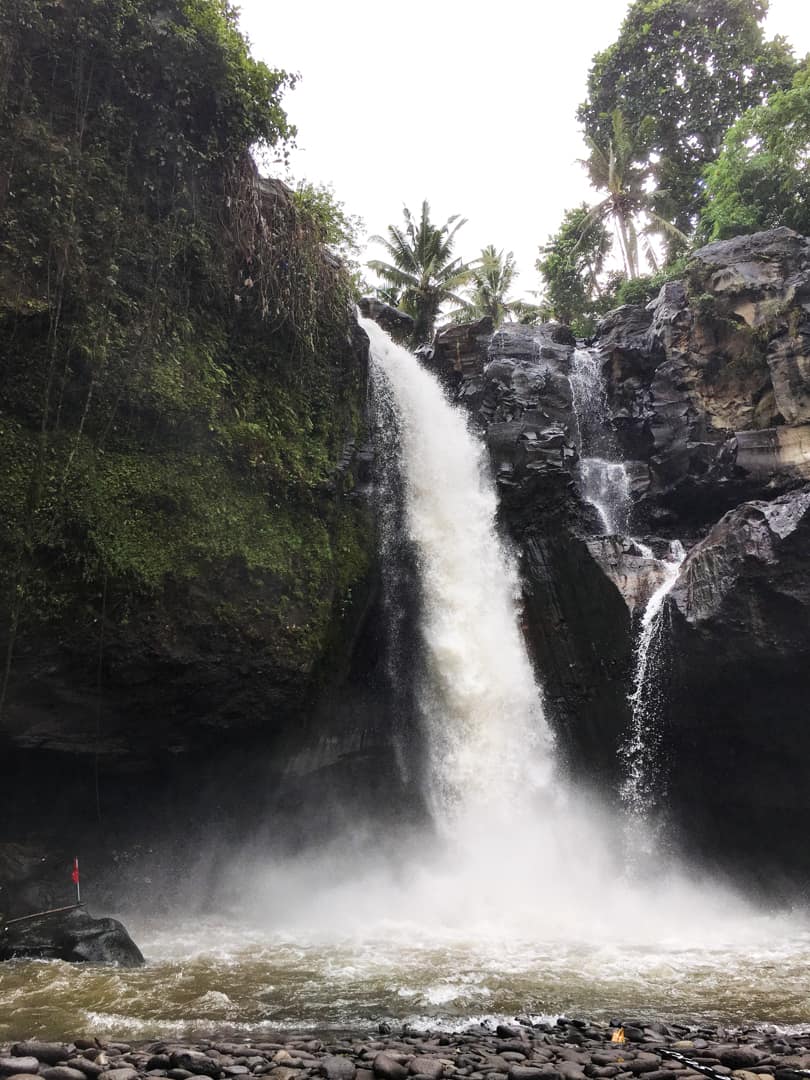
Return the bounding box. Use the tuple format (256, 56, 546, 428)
(569, 348, 631, 534)
(622, 540, 686, 835)
(569, 345, 687, 832)
(363, 316, 554, 832)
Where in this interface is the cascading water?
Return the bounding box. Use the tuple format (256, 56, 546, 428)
(364, 315, 554, 829)
(568, 348, 632, 534)
(622, 540, 686, 842)
(568, 345, 686, 831)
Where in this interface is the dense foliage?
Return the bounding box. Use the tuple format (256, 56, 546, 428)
(0, 0, 371, 718)
(577, 0, 796, 233)
(698, 62, 810, 241)
(368, 201, 473, 344)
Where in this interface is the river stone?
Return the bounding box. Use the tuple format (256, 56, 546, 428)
(168, 1071, 194, 1079)
(272, 1054, 299, 1068)
(223, 1070, 251, 1077)
(320, 1058, 356, 1080)
(0, 1061, 39, 1076)
(373, 1057, 408, 1080)
(409, 1061, 443, 1080)
(3, 1075, 41, 1080)
(68, 1059, 105, 1078)
(719, 1052, 764, 1071)
(268, 1070, 301, 1080)
(508, 1069, 555, 1080)
(627, 1058, 662, 1076)
(170, 1054, 220, 1079)
(41, 1069, 88, 1080)
(11, 1045, 71, 1066)
(102, 1070, 140, 1080)
(556, 1065, 585, 1080)
(555, 1053, 589, 1067)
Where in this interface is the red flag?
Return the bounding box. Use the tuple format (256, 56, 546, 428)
(71, 857, 79, 885)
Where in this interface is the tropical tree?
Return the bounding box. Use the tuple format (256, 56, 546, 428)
(698, 62, 810, 241)
(536, 205, 613, 335)
(448, 246, 520, 326)
(367, 201, 473, 344)
(578, 0, 797, 233)
(579, 111, 688, 279)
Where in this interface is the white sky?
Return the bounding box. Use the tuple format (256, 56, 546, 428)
(236, 0, 810, 301)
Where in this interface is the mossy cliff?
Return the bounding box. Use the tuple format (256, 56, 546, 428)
(0, 0, 374, 795)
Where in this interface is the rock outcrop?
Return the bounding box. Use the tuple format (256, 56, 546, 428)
(0, 906, 144, 966)
(423, 229, 810, 883)
(663, 486, 810, 882)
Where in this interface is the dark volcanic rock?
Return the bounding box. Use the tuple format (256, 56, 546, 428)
(591, 233, 810, 531)
(664, 486, 810, 880)
(10, 1046, 71, 1066)
(358, 298, 415, 343)
(0, 906, 144, 965)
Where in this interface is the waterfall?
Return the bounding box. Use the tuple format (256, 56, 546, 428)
(363, 316, 554, 831)
(621, 540, 686, 835)
(569, 347, 631, 534)
(568, 348, 687, 832)
(229, 319, 783, 955)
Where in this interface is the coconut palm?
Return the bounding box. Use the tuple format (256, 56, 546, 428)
(579, 110, 687, 278)
(367, 201, 474, 343)
(448, 246, 520, 327)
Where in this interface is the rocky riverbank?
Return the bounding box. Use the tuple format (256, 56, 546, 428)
(2, 1022, 809, 1080)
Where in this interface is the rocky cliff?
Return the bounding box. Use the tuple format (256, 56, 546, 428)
(0, 0, 407, 873)
(426, 228, 810, 886)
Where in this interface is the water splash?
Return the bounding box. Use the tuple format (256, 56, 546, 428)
(146, 321, 809, 1033)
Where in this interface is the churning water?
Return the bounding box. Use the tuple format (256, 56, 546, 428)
(1, 323, 808, 1041)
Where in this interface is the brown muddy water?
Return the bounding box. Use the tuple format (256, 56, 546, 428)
(2, 918, 810, 1041)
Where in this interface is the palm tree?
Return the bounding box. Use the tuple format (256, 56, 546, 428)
(367, 201, 473, 343)
(448, 246, 520, 327)
(579, 110, 687, 279)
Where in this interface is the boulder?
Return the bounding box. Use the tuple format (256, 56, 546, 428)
(0, 906, 144, 965)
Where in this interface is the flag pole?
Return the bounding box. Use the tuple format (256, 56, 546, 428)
(72, 856, 81, 905)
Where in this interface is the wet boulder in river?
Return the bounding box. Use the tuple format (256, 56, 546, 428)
(0, 905, 144, 965)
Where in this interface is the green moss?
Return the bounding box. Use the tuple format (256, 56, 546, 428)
(0, 0, 373, 705)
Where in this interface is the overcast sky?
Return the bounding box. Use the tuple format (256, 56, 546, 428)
(236, 0, 810, 301)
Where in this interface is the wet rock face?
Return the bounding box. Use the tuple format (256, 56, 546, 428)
(435, 233, 810, 883)
(593, 232, 810, 532)
(0, 906, 144, 966)
(662, 486, 810, 880)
